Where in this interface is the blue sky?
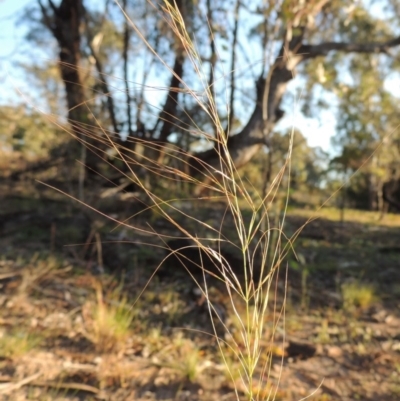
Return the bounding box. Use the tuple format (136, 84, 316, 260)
(0, 0, 31, 61)
(1, 0, 338, 153)
(0, 0, 30, 54)
(0, 0, 32, 102)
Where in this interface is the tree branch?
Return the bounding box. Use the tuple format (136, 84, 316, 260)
(206, 0, 217, 136)
(194, 32, 400, 172)
(37, 0, 55, 34)
(228, 0, 240, 131)
(122, 0, 133, 138)
(47, 0, 58, 14)
(82, 9, 119, 135)
(300, 36, 400, 59)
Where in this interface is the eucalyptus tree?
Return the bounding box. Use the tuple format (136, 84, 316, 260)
(27, 0, 400, 188)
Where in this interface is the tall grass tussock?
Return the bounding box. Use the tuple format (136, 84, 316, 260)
(35, 1, 321, 400)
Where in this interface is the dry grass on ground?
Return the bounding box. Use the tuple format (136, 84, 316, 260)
(0, 194, 400, 400)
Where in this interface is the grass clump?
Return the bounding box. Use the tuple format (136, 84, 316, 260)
(169, 334, 201, 382)
(0, 329, 43, 359)
(82, 279, 136, 353)
(342, 281, 377, 311)
(18, 253, 71, 296)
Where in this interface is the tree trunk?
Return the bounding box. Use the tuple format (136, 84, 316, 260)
(39, 0, 88, 133)
(383, 179, 400, 212)
(38, 0, 102, 199)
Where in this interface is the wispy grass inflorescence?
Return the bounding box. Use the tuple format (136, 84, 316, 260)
(37, 1, 300, 400)
(109, 3, 295, 400)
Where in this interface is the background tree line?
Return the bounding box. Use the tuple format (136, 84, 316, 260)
(2, 0, 400, 214)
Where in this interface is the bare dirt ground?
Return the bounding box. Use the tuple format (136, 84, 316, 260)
(0, 190, 399, 401)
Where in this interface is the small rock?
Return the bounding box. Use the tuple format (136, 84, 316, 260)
(326, 345, 342, 358)
(384, 314, 395, 324)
